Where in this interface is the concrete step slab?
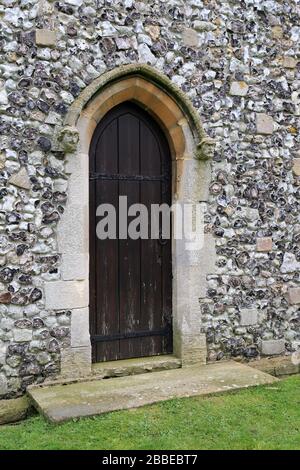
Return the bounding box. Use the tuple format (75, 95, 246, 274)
(28, 361, 278, 423)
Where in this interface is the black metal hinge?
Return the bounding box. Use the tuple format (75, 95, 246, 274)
(91, 326, 171, 344)
(89, 172, 170, 182)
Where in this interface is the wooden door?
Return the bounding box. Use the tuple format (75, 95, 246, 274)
(89, 102, 172, 362)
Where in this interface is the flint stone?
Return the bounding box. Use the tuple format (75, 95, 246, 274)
(256, 114, 274, 135)
(292, 159, 300, 176)
(256, 237, 273, 252)
(272, 26, 283, 39)
(0, 292, 11, 304)
(144, 25, 160, 41)
(138, 44, 156, 65)
(283, 57, 297, 68)
(261, 339, 285, 356)
(240, 308, 258, 326)
(229, 81, 249, 97)
(0, 152, 5, 170)
(192, 21, 217, 32)
(8, 167, 31, 190)
(0, 89, 8, 105)
(0, 374, 8, 396)
(13, 329, 33, 343)
(65, 0, 83, 5)
(280, 253, 300, 273)
(35, 29, 57, 47)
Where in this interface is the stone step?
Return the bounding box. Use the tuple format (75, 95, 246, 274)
(28, 361, 278, 423)
(92, 354, 182, 378)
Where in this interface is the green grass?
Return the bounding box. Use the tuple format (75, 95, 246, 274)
(0, 375, 300, 450)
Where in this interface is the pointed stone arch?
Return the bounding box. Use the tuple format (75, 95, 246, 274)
(59, 64, 214, 161)
(45, 64, 216, 378)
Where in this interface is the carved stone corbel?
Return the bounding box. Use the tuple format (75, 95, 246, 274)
(57, 126, 79, 153)
(195, 137, 216, 161)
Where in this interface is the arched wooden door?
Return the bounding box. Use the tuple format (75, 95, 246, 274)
(89, 102, 172, 362)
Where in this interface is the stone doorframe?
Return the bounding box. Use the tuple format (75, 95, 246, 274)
(44, 64, 216, 378)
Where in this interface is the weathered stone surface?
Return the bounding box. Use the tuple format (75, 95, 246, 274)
(283, 56, 297, 68)
(28, 362, 277, 423)
(256, 237, 273, 252)
(240, 308, 258, 326)
(138, 44, 156, 65)
(144, 25, 160, 41)
(292, 158, 300, 176)
(256, 113, 274, 135)
(261, 339, 285, 356)
(71, 308, 90, 347)
(272, 26, 283, 39)
(60, 346, 91, 378)
(280, 253, 300, 273)
(0, 292, 11, 304)
(13, 329, 33, 342)
(182, 28, 198, 47)
(61, 253, 88, 281)
(0, 374, 8, 396)
(250, 356, 300, 377)
(193, 20, 217, 32)
(8, 167, 31, 190)
(0, 89, 8, 105)
(35, 29, 57, 47)
(0, 397, 30, 425)
(287, 287, 300, 305)
(44, 280, 88, 310)
(0, 0, 299, 398)
(92, 355, 181, 379)
(229, 81, 249, 96)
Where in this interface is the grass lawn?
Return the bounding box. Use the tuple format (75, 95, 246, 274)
(0, 375, 299, 450)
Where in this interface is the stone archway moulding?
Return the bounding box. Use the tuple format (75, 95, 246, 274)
(44, 64, 216, 379)
(57, 64, 215, 161)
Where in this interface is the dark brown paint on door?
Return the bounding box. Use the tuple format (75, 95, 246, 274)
(89, 102, 172, 362)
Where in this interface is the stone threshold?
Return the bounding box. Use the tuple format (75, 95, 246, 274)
(28, 361, 278, 423)
(26, 355, 181, 391)
(92, 354, 182, 378)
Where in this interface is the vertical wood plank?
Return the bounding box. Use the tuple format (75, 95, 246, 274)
(89, 102, 172, 362)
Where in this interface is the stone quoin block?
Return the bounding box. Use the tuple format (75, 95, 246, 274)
(256, 113, 274, 135)
(61, 253, 88, 281)
(44, 280, 89, 310)
(287, 287, 300, 305)
(35, 29, 57, 47)
(60, 346, 91, 378)
(71, 308, 90, 347)
(261, 339, 285, 356)
(256, 237, 273, 252)
(240, 308, 258, 326)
